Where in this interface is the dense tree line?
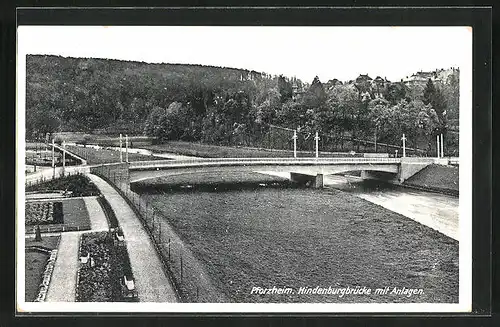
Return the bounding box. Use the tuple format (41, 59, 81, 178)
(26, 55, 459, 154)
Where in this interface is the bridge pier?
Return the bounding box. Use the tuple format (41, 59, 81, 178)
(290, 172, 324, 189)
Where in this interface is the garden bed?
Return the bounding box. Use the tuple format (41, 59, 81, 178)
(76, 231, 136, 302)
(25, 174, 100, 197)
(25, 199, 91, 233)
(25, 201, 63, 226)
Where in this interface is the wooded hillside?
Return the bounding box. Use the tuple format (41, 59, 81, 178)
(26, 55, 459, 155)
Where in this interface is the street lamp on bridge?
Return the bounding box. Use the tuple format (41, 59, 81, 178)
(314, 131, 320, 158)
(401, 134, 407, 158)
(293, 130, 297, 158)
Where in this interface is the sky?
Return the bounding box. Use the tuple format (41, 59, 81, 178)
(17, 26, 471, 83)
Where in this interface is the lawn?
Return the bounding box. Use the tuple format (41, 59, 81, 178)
(25, 150, 62, 166)
(65, 145, 165, 164)
(141, 141, 366, 159)
(141, 185, 459, 303)
(62, 198, 91, 230)
(51, 132, 153, 145)
(25, 236, 60, 302)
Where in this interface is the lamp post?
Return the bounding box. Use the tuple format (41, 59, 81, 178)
(125, 134, 129, 163)
(436, 135, 440, 158)
(293, 130, 297, 158)
(51, 138, 55, 178)
(314, 131, 320, 158)
(119, 133, 123, 163)
(401, 134, 407, 158)
(440, 133, 444, 158)
(62, 141, 66, 176)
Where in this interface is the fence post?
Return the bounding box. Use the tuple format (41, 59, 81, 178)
(152, 211, 155, 236)
(180, 252, 183, 286)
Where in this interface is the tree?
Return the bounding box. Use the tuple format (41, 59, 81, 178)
(423, 79, 447, 132)
(442, 72, 460, 122)
(277, 75, 293, 103)
(384, 82, 408, 104)
(367, 98, 391, 144)
(143, 102, 186, 141)
(302, 76, 327, 109)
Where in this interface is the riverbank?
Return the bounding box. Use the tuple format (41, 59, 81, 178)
(139, 184, 458, 303)
(403, 164, 459, 196)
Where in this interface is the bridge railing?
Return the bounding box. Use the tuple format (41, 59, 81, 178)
(129, 157, 403, 169)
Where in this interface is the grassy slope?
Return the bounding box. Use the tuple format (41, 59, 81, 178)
(404, 164, 459, 193)
(142, 187, 458, 303)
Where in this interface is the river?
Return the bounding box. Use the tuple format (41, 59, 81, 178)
(257, 171, 459, 241)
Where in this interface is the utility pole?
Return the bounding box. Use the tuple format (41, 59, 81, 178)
(119, 133, 123, 163)
(401, 134, 407, 158)
(440, 133, 444, 158)
(293, 130, 297, 158)
(125, 134, 129, 163)
(314, 131, 320, 158)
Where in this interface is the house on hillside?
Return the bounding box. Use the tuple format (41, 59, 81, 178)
(403, 67, 458, 87)
(371, 76, 389, 99)
(325, 78, 343, 91)
(355, 74, 373, 84)
(354, 74, 373, 93)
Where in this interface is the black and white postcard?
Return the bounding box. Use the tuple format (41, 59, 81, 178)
(16, 22, 473, 313)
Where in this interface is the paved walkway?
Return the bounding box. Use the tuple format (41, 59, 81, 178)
(45, 231, 81, 302)
(87, 174, 177, 302)
(83, 197, 109, 231)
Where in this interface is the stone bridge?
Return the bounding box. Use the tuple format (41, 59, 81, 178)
(126, 157, 438, 188)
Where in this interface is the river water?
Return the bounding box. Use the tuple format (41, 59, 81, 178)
(256, 171, 459, 241)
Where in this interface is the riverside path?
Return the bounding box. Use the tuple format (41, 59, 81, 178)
(86, 174, 178, 302)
